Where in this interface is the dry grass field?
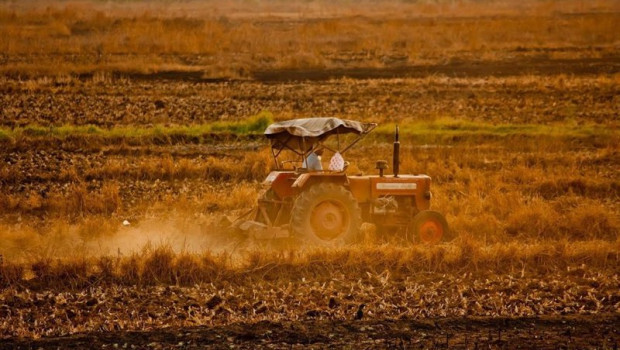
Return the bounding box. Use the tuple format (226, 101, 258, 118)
(0, 0, 619, 348)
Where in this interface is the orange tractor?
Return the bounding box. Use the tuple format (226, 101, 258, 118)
(236, 117, 452, 245)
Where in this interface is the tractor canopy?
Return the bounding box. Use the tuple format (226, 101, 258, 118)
(265, 117, 376, 155)
(265, 117, 376, 170)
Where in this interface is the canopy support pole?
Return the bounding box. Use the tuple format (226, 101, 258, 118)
(336, 128, 341, 152)
(340, 124, 377, 155)
(301, 137, 307, 168)
(271, 147, 279, 169)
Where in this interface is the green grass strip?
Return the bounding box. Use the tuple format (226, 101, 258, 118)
(375, 119, 613, 139)
(0, 116, 614, 142)
(0, 111, 274, 141)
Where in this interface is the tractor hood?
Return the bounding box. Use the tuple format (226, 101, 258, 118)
(265, 117, 376, 151)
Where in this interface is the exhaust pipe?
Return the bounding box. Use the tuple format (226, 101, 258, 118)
(393, 125, 400, 178)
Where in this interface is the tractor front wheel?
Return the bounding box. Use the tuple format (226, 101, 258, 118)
(290, 183, 362, 245)
(411, 210, 452, 244)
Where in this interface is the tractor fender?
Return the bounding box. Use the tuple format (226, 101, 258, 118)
(292, 173, 348, 189)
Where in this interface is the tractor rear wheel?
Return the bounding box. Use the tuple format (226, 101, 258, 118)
(410, 210, 452, 244)
(290, 183, 362, 245)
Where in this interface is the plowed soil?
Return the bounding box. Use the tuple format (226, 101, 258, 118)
(1, 269, 619, 349)
(6, 315, 619, 349)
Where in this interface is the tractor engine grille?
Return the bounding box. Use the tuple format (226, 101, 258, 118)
(373, 196, 398, 214)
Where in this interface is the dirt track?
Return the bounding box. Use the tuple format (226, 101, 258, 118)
(5, 315, 618, 349)
(70, 56, 620, 83)
(252, 56, 620, 82)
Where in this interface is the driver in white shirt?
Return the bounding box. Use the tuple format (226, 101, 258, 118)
(303, 147, 324, 171)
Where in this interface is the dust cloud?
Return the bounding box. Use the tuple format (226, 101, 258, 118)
(0, 215, 241, 263)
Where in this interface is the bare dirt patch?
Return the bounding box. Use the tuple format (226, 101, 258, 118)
(5, 315, 619, 349)
(253, 56, 620, 82)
